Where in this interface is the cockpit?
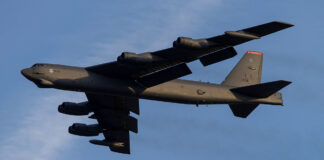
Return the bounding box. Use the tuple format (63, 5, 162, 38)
(31, 63, 48, 75)
(22, 63, 56, 88)
(32, 63, 47, 68)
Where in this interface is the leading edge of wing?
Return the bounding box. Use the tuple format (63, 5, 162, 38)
(86, 21, 293, 86)
(207, 21, 294, 45)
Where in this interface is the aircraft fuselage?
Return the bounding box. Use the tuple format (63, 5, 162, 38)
(21, 63, 282, 105)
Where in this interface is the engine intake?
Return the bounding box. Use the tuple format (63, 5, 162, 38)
(69, 123, 101, 137)
(58, 102, 91, 116)
(173, 37, 216, 49)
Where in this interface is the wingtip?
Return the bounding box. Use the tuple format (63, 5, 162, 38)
(285, 80, 292, 85)
(272, 21, 294, 27)
(279, 80, 292, 86)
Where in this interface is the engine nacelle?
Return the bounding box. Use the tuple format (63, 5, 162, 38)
(69, 123, 101, 137)
(58, 102, 91, 116)
(173, 37, 216, 49)
(117, 52, 164, 64)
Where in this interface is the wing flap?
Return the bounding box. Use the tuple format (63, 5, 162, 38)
(199, 47, 237, 66)
(86, 60, 180, 79)
(95, 109, 138, 133)
(85, 93, 138, 154)
(138, 63, 192, 88)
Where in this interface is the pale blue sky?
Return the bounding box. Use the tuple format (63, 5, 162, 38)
(1, 0, 324, 160)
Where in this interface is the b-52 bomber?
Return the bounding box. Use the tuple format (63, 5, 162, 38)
(22, 21, 293, 154)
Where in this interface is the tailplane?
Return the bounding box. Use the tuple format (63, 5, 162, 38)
(230, 80, 291, 98)
(223, 51, 291, 118)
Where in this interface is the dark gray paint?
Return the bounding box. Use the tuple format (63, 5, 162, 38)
(21, 21, 293, 154)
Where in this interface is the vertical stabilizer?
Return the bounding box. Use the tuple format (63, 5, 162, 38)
(223, 51, 290, 118)
(224, 51, 263, 118)
(222, 51, 263, 87)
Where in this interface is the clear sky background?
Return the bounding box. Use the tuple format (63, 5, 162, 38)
(0, 0, 323, 160)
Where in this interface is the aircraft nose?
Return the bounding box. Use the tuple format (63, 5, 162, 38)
(21, 68, 33, 79)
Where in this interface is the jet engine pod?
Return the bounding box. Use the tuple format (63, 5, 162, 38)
(68, 123, 101, 136)
(173, 37, 216, 49)
(117, 52, 163, 64)
(117, 52, 137, 62)
(58, 102, 91, 116)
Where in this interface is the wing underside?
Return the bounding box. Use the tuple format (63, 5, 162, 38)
(86, 93, 139, 154)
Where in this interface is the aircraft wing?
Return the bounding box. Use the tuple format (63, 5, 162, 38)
(85, 93, 139, 154)
(86, 21, 293, 87)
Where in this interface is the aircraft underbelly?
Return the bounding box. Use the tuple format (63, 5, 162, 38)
(138, 80, 240, 104)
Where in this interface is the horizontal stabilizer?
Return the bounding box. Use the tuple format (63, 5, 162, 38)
(199, 47, 237, 66)
(229, 103, 259, 118)
(230, 80, 291, 98)
(138, 63, 192, 88)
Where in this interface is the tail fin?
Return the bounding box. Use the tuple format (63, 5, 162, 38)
(229, 80, 291, 118)
(222, 51, 263, 87)
(223, 51, 291, 118)
(230, 80, 291, 98)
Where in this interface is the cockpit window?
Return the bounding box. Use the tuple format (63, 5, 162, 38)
(32, 64, 46, 67)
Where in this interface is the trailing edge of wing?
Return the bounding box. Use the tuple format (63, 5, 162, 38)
(199, 47, 237, 66)
(86, 21, 293, 81)
(239, 21, 294, 37)
(138, 63, 192, 88)
(90, 130, 131, 154)
(95, 109, 138, 133)
(207, 21, 294, 46)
